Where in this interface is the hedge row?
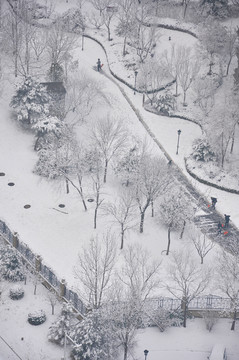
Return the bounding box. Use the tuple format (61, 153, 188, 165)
(184, 158, 239, 195)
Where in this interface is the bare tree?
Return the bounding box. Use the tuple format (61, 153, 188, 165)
(161, 44, 182, 98)
(192, 76, 217, 117)
(134, 154, 170, 233)
(166, 249, 211, 327)
(139, 59, 169, 105)
(91, 115, 128, 183)
(104, 190, 137, 249)
(46, 20, 77, 66)
(65, 73, 109, 124)
(30, 27, 48, 62)
(74, 231, 117, 309)
(90, 0, 113, 15)
(177, 46, 200, 105)
(119, 243, 161, 301)
(187, 225, 215, 264)
(2, 2, 23, 77)
(116, 0, 137, 55)
(46, 289, 58, 315)
(223, 25, 238, 76)
(216, 245, 239, 330)
(158, 187, 186, 255)
(204, 93, 238, 168)
(130, 24, 158, 63)
(102, 6, 115, 41)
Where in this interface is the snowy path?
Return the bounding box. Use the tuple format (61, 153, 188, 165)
(81, 36, 239, 251)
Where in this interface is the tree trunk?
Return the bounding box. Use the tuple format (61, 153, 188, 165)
(180, 220, 186, 239)
(66, 178, 69, 194)
(123, 333, 129, 360)
(103, 159, 108, 183)
(51, 304, 54, 315)
(200, 256, 203, 264)
(183, 302, 187, 328)
(226, 56, 232, 76)
(120, 225, 124, 249)
(140, 211, 145, 233)
(151, 200, 154, 217)
(94, 207, 98, 229)
(231, 309, 237, 330)
(34, 284, 37, 295)
(123, 36, 127, 56)
(166, 226, 171, 255)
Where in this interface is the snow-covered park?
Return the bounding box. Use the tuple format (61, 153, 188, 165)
(0, 0, 239, 359)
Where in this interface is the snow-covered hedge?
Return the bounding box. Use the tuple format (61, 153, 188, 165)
(28, 310, 46, 325)
(9, 285, 24, 300)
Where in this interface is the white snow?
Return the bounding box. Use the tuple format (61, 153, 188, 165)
(0, 0, 239, 359)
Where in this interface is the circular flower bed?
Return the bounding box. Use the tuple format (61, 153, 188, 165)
(28, 310, 46, 325)
(9, 285, 24, 300)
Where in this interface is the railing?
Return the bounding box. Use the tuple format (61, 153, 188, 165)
(0, 219, 237, 317)
(0, 219, 86, 317)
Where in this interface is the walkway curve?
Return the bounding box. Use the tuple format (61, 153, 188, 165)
(84, 36, 239, 252)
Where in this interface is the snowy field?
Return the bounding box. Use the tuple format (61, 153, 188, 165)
(0, 0, 239, 359)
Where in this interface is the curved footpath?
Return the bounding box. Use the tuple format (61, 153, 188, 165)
(84, 34, 239, 253)
(5, 3, 239, 251)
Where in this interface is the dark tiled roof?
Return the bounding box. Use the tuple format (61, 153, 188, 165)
(41, 82, 66, 94)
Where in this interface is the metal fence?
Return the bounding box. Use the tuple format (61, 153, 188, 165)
(0, 219, 236, 316)
(0, 219, 86, 317)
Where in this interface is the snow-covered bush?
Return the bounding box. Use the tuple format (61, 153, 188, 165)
(48, 303, 76, 346)
(70, 309, 118, 360)
(191, 138, 217, 162)
(28, 310, 46, 325)
(0, 245, 24, 282)
(147, 308, 177, 332)
(202, 310, 218, 332)
(9, 285, 24, 300)
(155, 91, 176, 115)
(32, 115, 62, 151)
(10, 76, 50, 127)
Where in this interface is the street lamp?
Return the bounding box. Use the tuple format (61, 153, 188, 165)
(134, 70, 138, 95)
(144, 349, 149, 360)
(176, 129, 181, 155)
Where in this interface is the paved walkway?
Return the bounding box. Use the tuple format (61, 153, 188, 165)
(102, 70, 239, 254)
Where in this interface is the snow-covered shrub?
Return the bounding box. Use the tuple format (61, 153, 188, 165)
(70, 309, 118, 360)
(32, 116, 62, 151)
(10, 76, 50, 127)
(28, 310, 46, 325)
(168, 310, 185, 327)
(9, 285, 24, 300)
(155, 91, 175, 115)
(191, 138, 217, 162)
(0, 245, 24, 282)
(147, 308, 176, 332)
(202, 310, 218, 332)
(48, 303, 76, 346)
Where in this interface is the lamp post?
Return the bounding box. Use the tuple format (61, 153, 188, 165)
(176, 129, 181, 155)
(134, 70, 138, 95)
(144, 349, 149, 360)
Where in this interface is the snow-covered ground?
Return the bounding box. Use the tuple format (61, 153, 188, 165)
(0, 0, 239, 359)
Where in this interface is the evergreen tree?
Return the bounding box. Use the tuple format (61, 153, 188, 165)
(0, 245, 24, 282)
(70, 309, 117, 360)
(48, 303, 76, 346)
(10, 76, 50, 127)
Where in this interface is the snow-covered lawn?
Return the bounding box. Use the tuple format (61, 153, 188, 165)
(0, 0, 239, 359)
